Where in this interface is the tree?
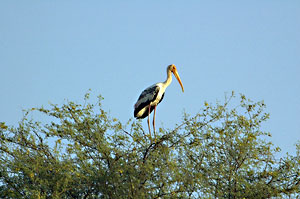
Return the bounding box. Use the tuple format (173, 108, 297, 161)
(0, 92, 299, 198)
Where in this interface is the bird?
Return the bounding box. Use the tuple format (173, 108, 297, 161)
(134, 64, 184, 139)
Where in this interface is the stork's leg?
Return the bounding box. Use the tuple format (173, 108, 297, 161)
(153, 105, 157, 139)
(147, 105, 151, 139)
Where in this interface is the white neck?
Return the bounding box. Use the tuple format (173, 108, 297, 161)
(163, 69, 172, 88)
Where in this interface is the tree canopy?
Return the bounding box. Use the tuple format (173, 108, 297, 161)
(1, 92, 299, 198)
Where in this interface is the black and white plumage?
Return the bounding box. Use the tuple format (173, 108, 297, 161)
(134, 83, 165, 119)
(134, 64, 184, 138)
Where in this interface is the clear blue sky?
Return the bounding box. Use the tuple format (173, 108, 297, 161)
(1, 1, 299, 156)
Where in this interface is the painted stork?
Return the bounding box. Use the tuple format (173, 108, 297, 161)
(134, 64, 184, 139)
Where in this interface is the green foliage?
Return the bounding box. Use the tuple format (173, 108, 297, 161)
(0, 92, 299, 198)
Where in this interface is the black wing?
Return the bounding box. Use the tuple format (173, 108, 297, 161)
(134, 85, 160, 118)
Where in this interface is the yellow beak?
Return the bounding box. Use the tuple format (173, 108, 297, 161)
(173, 68, 184, 92)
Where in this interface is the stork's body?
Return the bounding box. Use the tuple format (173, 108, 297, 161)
(134, 82, 168, 119)
(134, 64, 184, 139)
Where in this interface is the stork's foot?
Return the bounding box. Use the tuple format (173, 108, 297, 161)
(146, 133, 157, 143)
(146, 133, 151, 139)
(153, 132, 157, 143)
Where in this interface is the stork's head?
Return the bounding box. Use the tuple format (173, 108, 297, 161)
(168, 64, 184, 92)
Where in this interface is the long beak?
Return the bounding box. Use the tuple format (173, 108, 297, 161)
(173, 69, 184, 92)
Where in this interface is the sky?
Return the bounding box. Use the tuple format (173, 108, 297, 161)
(0, 1, 299, 156)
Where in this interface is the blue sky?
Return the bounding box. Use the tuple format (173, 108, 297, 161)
(1, 1, 299, 156)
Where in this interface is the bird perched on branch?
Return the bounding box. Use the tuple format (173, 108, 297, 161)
(134, 64, 184, 139)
